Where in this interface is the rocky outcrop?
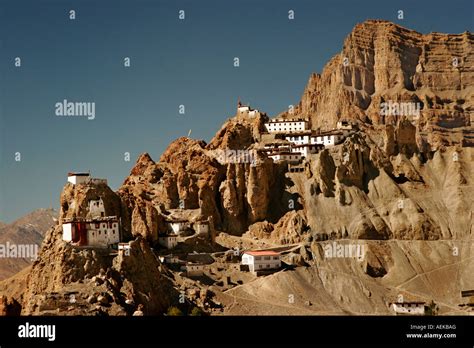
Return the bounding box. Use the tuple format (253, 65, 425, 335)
(112, 237, 179, 314)
(119, 124, 286, 236)
(21, 221, 178, 315)
(207, 113, 268, 150)
(293, 20, 472, 150)
(60, 182, 121, 223)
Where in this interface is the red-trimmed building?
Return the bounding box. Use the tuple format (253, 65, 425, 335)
(241, 250, 281, 273)
(62, 217, 120, 247)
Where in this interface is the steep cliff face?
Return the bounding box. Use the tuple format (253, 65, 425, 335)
(294, 20, 473, 148)
(300, 136, 471, 241)
(119, 121, 287, 236)
(21, 226, 178, 315)
(218, 157, 280, 234)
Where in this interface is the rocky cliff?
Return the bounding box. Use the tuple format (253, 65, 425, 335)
(4, 20, 473, 316)
(290, 20, 473, 149)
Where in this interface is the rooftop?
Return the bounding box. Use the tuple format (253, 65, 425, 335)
(166, 219, 188, 223)
(244, 250, 280, 256)
(284, 131, 313, 136)
(265, 118, 308, 124)
(68, 172, 90, 177)
(291, 143, 324, 148)
(63, 216, 118, 223)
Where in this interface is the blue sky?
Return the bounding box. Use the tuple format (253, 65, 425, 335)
(0, 0, 472, 222)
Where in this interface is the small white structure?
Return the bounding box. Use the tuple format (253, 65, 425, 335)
(62, 217, 120, 247)
(185, 263, 204, 277)
(290, 144, 322, 158)
(118, 242, 131, 255)
(238, 105, 249, 113)
(67, 172, 107, 186)
(241, 250, 281, 273)
(88, 198, 105, 218)
(237, 101, 261, 118)
(168, 220, 188, 234)
(310, 131, 345, 147)
(391, 302, 425, 315)
(161, 255, 181, 265)
(67, 172, 90, 185)
(248, 109, 260, 118)
(285, 132, 312, 145)
(268, 151, 302, 164)
(158, 235, 178, 249)
(263, 142, 292, 152)
(336, 120, 354, 130)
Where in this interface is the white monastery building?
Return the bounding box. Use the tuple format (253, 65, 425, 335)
(284, 132, 312, 145)
(168, 220, 188, 235)
(241, 250, 281, 273)
(310, 131, 346, 147)
(67, 172, 90, 185)
(336, 119, 355, 130)
(268, 151, 302, 164)
(237, 100, 261, 118)
(67, 172, 108, 186)
(264, 119, 309, 134)
(391, 302, 425, 315)
(62, 216, 120, 247)
(290, 144, 322, 158)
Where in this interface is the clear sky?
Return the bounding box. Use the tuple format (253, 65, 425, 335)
(0, 0, 472, 222)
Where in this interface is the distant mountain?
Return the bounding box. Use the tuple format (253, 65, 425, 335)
(0, 209, 57, 280)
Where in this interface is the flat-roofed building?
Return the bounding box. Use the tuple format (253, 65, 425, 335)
(264, 119, 309, 134)
(391, 302, 426, 315)
(310, 131, 346, 147)
(241, 250, 281, 273)
(67, 172, 90, 185)
(268, 151, 302, 164)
